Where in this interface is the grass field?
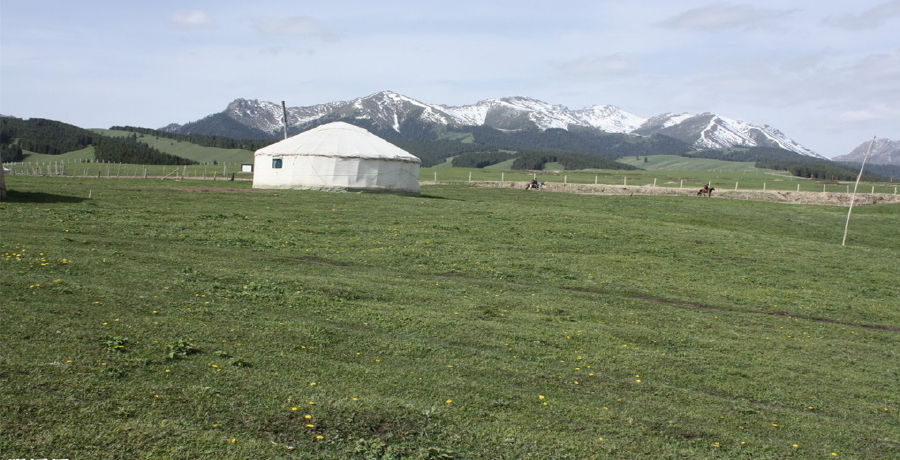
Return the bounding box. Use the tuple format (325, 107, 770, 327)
(1, 176, 898, 459)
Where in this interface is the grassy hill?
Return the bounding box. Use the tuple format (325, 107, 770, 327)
(1, 176, 897, 458)
(618, 154, 759, 172)
(93, 129, 252, 164)
(19, 146, 95, 163)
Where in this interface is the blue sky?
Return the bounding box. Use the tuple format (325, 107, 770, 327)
(1, 0, 898, 158)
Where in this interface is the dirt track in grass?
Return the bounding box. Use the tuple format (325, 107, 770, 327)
(466, 181, 900, 206)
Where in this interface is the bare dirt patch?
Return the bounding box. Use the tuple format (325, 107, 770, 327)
(468, 181, 900, 206)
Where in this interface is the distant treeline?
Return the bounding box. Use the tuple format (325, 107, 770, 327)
(0, 117, 195, 165)
(451, 150, 516, 168)
(94, 135, 196, 165)
(470, 126, 692, 159)
(837, 161, 899, 181)
(511, 151, 639, 171)
(396, 141, 505, 167)
(111, 126, 273, 151)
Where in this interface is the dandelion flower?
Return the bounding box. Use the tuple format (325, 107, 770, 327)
(445, 399, 454, 404)
(315, 435, 324, 440)
(538, 395, 546, 400)
(290, 407, 299, 411)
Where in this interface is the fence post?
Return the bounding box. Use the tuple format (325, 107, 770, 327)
(797, 184, 800, 192)
(653, 178, 657, 187)
(735, 182, 738, 191)
(680, 179, 683, 189)
(763, 182, 766, 191)
(468, 171, 472, 182)
(434, 171, 437, 182)
(624, 176, 627, 186)
(501, 172, 504, 186)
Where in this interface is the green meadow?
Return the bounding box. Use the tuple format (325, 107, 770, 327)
(1, 176, 897, 459)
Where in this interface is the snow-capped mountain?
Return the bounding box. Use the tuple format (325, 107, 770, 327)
(634, 113, 824, 159)
(833, 138, 900, 166)
(164, 90, 820, 157)
(573, 105, 647, 133)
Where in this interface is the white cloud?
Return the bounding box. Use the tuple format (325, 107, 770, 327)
(826, 0, 900, 30)
(169, 10, 213, 28)
(657, 3, 794, 31)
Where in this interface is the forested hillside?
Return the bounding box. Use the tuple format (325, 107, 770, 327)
(1, 117, 196, 165)
(111, 126, 272, 151)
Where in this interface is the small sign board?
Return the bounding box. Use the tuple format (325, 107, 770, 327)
(241, 164, 253, 173)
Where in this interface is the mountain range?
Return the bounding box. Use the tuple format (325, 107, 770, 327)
(833, 138, 900, 166)
(163, 90, 827, 160)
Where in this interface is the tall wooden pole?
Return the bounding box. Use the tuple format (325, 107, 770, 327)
(281, 101, 289, 140)
(842, 136, 876, 246)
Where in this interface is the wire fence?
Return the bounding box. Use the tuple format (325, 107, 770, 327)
(4, 160, 898, 195)
(420, 169, 899, 195)
(3, 159, 252, 181)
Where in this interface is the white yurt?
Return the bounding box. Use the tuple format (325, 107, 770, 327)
(252, 122, 421, 193)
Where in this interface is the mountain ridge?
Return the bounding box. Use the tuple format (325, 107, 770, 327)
(833, 138, 900, 166)
(163, 91, 825, 159)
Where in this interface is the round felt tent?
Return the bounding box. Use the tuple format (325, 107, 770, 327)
(252, 122, 421, 193)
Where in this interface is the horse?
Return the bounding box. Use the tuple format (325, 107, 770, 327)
(697, 185, 715, 197)
(525, 180, 543, 190)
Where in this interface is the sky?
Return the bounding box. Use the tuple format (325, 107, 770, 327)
(1, 0, 898, 158)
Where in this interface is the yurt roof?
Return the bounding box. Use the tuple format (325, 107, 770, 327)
(255, 122, 420, 163)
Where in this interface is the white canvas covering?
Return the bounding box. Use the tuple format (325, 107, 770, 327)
(252, 122, 421, 193)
